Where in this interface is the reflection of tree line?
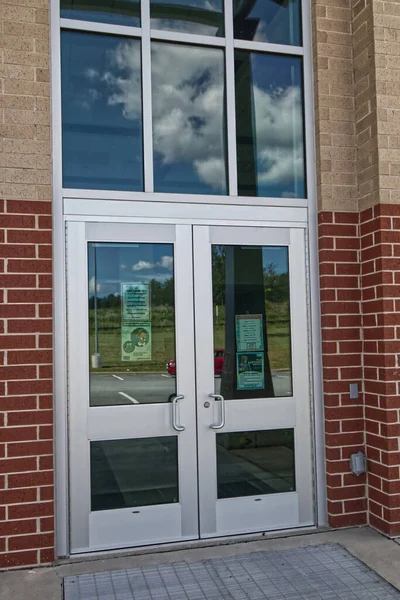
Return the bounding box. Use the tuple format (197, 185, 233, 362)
(88, 278, 175, 328)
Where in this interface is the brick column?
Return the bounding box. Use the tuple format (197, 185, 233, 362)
(318, 211, 366, 527)
(0, 0, 54, 569)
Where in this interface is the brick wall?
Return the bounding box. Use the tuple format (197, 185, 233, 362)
(312, 0, 358, 213)
(361, 205, 400, 536)
(318, 211, 366, 527)
(0, 0, 54, 569)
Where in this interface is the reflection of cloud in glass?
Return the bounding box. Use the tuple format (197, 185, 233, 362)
(80, 38, 303, 196)
(151, 42, 227, 192)
(132, 255, 173, 271)
(253, 85, 303, 189)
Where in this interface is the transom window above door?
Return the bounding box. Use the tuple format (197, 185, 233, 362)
(59, 0, 307, 200)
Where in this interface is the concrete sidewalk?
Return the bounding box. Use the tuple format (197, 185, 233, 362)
(2, 527, 400, 600)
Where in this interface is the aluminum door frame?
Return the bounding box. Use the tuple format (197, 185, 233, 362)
(193, 225, 314, 538)
(67, 221, 198, 553)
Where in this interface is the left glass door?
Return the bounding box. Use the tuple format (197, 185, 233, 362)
(67, 222, 198, 553)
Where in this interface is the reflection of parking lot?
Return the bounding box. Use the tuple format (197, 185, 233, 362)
(90, 371, 292, 406)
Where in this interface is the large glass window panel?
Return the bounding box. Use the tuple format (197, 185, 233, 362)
(61, 0, 140, 27)
(150, 0, 224, 37)
(88, 242, 176, 406)
(233, 0, 302, 46)
(235, 52, 306, 199)
(61, 31, 143, 191)
(152, 42, 228, 195)
(212, 245, 292, 399)
(91, 437, 178, 511)
(217, 429, 295, 499)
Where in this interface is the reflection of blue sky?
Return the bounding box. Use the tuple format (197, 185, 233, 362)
(88, 243, 173, 298)
(61, 0, 140, 27)
(233, 0, 302, 46)
(262, 247, 288, 275)
(61, 31, 143, 191)
(236, 51, 305, 198)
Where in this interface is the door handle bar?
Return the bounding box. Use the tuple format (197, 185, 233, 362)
(209, 393, 225, 429)
(171, 394, 185, 431)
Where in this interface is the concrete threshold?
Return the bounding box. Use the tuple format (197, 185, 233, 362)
(2, 527, 400, 600)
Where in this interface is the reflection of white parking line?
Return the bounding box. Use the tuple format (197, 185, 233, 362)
(161, 374, 170, 378)
(112, 374, 124, 381)
(118, 392, 139, 404)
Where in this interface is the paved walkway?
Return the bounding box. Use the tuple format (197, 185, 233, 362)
(63, 544, 399, 600)
(2, 528, 400, 600)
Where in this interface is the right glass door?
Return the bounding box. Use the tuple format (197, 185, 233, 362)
(194, 225, 314, 537)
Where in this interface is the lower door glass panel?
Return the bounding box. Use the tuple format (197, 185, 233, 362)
(216, 429, 295, 499)
(91, 436, 179, 511)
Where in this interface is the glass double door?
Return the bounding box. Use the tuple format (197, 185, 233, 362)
(67, 221, 314, 553)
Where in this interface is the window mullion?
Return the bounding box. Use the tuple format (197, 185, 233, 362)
(224, 0, 238, 197)
(141, 0, 154, 193)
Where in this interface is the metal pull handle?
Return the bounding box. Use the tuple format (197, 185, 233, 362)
(171, 394, 185, 431)
(209, 393, 225, 429)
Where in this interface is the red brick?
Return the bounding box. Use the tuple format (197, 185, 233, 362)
(7, 379, 53, 395)
(0, 335, 36, 349)
(329, 513, 367, 527)
(7, 200, 51, 215)
(0, 457, 37, 474)
(0, 244, 36, 258)
(39, 486, 53, 501)
(7, 350, 52, 366)
(1, 215, 35, 229)
(39, 547, 54, 563)
(0, 304, 36, 318)
(0, 550, 38, 568)
(8, 533, 54, 551)
(7, 410, 52, 426)
(7, 289, 52, 303)
(0, 365, 37, 380)
(0, 519, 36, 536)
(7, 441, 53, 457)
(0, 488, 37, 505)
(7, 230, 51, 244)
(0, 274, 36, 288)
(8, 471, 53, 488)
(8, 259, 52, 274)
(40, 516, 54, 532)
(0, 396, 37, 411)
(0, 427, 37, 442)
(7, 319, 52, 334)
(8, 501, 54, 519)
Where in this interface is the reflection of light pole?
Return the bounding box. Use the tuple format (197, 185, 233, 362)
(91, 243, 103, 369)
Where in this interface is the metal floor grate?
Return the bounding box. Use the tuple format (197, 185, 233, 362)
(63, 543, 400, 600)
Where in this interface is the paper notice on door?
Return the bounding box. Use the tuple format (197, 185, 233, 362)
(236, 352, 264, 390)
(235, 314, 264, 352)
(121, 283, 150, 322)
(121, 322, 152, 362)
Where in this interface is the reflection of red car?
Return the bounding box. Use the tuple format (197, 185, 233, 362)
(167, 349, 224, 376)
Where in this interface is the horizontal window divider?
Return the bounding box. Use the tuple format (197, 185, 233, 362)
(60, 18, 142, 38)
(62, 188, 308, 208)
(149, 29, 225, 47)
(233, 39, 304, 56)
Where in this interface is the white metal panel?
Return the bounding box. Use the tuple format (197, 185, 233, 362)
(215, 493, 301, 537)
(209, 226, 290, 245)
(85, 222, 175, 242)
(289, 228, 314, 525)
(67, 222, 91, 552)
(64, 199, 308, 226)
(89, 504, 183, 552)
(60, 18, 142, 37)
